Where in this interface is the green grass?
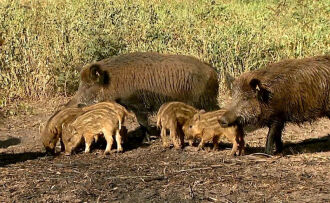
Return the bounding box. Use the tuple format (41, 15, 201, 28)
(0, 0, 329, 107)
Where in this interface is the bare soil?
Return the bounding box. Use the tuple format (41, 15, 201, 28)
(0, 97, 329, 202)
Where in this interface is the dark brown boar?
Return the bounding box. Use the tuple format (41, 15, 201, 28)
(156, 102, 198, 149)
(183, 109, 245, 156)
(219, 55, 330, 155)
(66, 52, 219, 135)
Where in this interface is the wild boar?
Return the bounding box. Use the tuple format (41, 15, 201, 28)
(219, 55, 330, 155)
(183, 109, 245, 156)
(62, 108, 123, 155)
(66, 52, 219, 136)
(81, 101, 136, 125)
(41, 107, 84, 154)
(156, 102, 198, 149)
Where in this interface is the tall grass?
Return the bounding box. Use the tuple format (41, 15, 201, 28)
(0, 0, 329, 107)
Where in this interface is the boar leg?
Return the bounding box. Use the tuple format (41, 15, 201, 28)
(230, 140, 238, 156)
(84, 134, 94, 153)
(176, 127, 185, 148)
(60, 139, 65, 152)
(115, 129, 123, 153)
(104, 131, 114, 155)
(171, 126, 183, 149)
(197, 138, 206, 150)
(161, 127, 170, 148)
(265, 121, 284, 155)
(136, 112, 152, 142)
(236, 135, 245, 156)
(212, 135, 220, 151)
(188, 139, 194, 146)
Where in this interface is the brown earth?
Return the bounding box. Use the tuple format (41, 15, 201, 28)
(0, 97, 329, 202)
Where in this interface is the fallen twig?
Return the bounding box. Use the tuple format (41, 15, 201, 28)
(248, 153, 273, 158)
(107, 175, 165, 182)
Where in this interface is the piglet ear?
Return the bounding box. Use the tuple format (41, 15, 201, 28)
(193, 114, 201, 121)
(89, 64, 110, 85)
(250, 78, 271, 103)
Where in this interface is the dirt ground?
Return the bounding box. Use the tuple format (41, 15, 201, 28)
(0, 97, 329, 202)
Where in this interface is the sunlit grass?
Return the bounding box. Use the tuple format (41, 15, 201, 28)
(0, 0, 329, 107)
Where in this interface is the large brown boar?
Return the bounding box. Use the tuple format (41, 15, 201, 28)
(66, 52, 219, 135)
(183, 110, 245, 156)
(41, 107, 84, 154)
(219, 55, 330, 155)
(156, 102, 198, 149)
(62, 108, 123, 155)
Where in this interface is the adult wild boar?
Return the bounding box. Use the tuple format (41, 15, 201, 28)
(219, 55, 330, 155)
(66, 52, 219, 134)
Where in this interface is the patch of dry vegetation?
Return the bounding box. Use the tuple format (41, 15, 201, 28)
(0, 0, 329, 107)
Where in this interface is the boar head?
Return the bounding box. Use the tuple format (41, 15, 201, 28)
(62, 124, 82, 155)
(41, 127, 58, 155)
(219, 76, 272, 128)
(66, 64, 110, 107)
(182, 112, 205, 139)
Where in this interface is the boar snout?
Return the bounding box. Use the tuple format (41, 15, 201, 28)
(45, 146, 56, 155)
(218, 111, 238, 127)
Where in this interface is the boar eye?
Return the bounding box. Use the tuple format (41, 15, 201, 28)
(189, 125, 192, 129)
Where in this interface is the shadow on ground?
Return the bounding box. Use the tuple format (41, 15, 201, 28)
(244, 134, 330, 155)
(0, 152, 47, 167)
(283, 134, 330, 155)
(0, 137, 21, 148)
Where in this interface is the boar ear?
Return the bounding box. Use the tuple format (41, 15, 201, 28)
(90, 64, 110, 85)
(224, 72, 235, 91)
(193, 114, 201, 121)
(250, 78, 271, 103)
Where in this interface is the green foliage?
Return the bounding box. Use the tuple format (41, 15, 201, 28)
(0, 0, 329, 107)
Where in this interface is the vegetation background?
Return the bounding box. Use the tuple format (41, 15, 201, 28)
(0, 0, 329, 108)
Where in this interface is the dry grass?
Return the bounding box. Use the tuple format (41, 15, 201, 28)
(0, 0, 329, 108)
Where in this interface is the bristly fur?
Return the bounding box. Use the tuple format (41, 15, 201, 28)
(221, 55, 330, 154)
(68, 52, 219, 113)
(228, 55, 330, 127)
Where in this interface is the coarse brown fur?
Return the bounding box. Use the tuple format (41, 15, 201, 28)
(66, 52, 219, 131)
(219, 55, 330, 154)
(41, 107, 84, 154)
(156, 102, 198, 149)
(62, 108, 122, 155)
(183, 110, 245, 156)
(81, 101, 136, 125)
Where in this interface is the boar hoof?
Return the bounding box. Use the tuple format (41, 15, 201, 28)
(104, 150, 111, 155)
(229, 152, 237, 157)
(173, 145, 183, 150)
(162, 142, 170, 148)
(65, 152, 71, 156)
(117, 148, 123, 153)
